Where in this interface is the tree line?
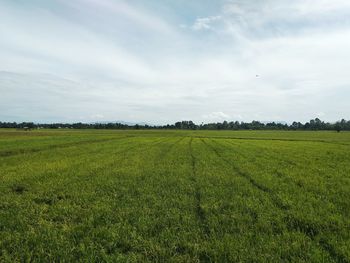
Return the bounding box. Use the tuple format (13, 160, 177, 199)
(1, 118, 350, 131)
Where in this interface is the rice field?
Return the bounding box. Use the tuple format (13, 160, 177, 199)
(0, 129, 349, 262)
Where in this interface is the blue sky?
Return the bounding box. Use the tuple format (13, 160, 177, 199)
(1, 0, 350, 124)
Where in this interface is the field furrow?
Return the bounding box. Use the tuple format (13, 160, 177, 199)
(189, 138, 211, 238)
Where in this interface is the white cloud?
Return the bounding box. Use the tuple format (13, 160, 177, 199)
(90, 114, 105, 120)
(0, 0, 349, 123)
(75, 0, 175, 35)
(222, 0, 350, 35)
(191, 16, 222, 31)
(0, 12, 156, 82)
(293, 0, 350, 15)
(202, 112, 231, 122)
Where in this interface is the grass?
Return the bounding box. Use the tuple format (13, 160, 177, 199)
(0, 129, 349, 262)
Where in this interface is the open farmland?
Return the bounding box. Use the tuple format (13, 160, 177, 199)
(0, 129, 349, 262)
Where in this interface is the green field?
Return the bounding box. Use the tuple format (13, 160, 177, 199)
(0, 129, 349, 262)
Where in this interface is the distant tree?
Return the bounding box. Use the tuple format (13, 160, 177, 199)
(175, 122, 181, 129)
(1, 118, 350, 131)
(335, 123, 341, 133)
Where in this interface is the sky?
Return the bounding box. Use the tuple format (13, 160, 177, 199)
(1, 0, 350, 124)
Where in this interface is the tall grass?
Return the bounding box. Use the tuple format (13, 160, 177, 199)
(0, 130, 349, 262)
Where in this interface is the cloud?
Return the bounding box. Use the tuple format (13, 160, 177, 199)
(0, 0, 349, 123)
(73, 0, 175, 35)
(222, 0, 350, 37)
(90, 114, 105, 120)
(191, 16, 222, 31)
(0, 0, 171, 83)
(202, 112, 231, 122)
